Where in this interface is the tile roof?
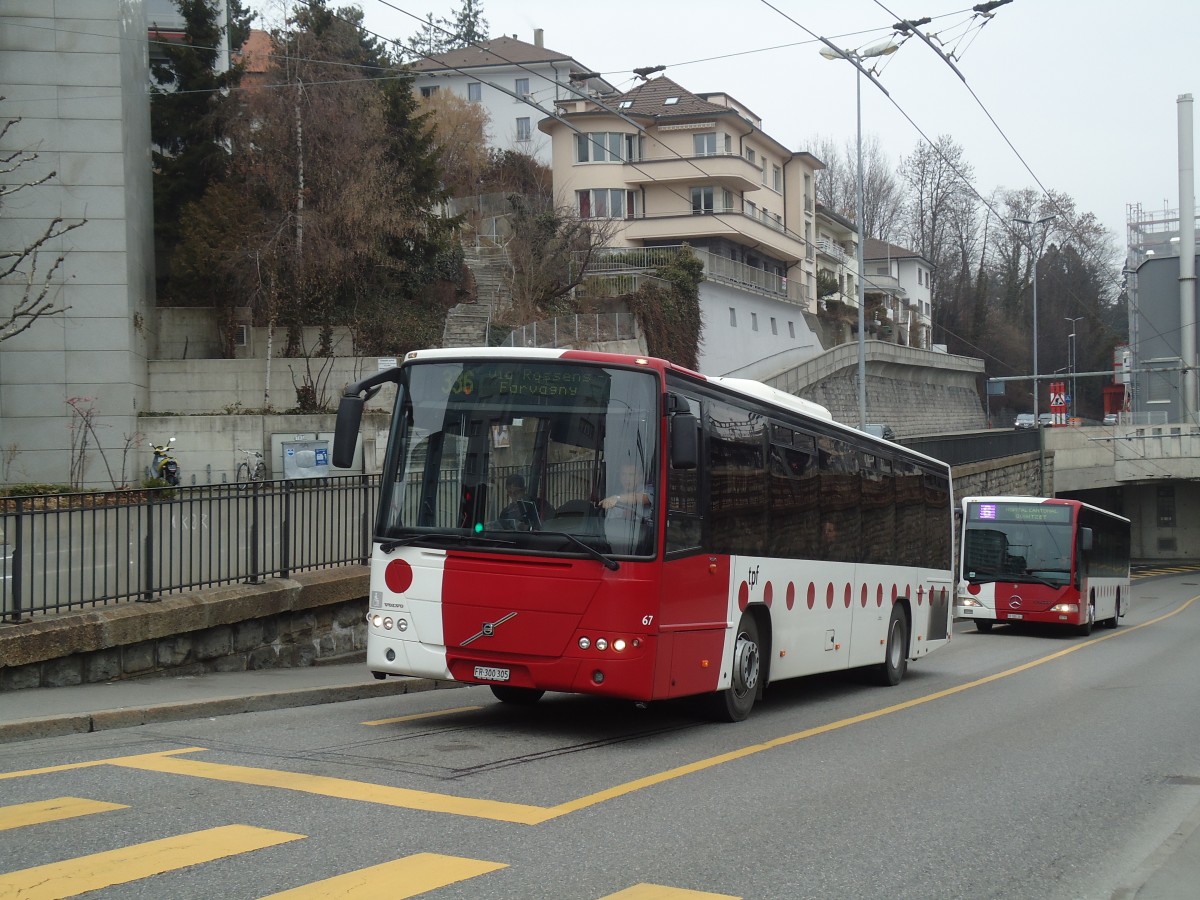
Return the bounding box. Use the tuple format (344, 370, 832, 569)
(233, 29, 273, 75)
(409, 35, 579, 71)
(864, 237, 926, 261)
(609, 75, 731, 118)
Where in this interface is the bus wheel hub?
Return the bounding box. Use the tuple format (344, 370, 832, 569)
(733, 635, 759, 694)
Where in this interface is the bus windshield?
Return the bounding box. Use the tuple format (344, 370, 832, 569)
(378, 359, 660, 557)
(962, 501, 1074, 585)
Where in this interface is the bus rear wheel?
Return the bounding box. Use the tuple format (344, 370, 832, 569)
(705, 613, 761, 722)
(1104, 592, 1121, 629)
(873, 605, 909, 686)
(490, 686, 544, 706)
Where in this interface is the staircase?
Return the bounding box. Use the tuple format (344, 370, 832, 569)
(441, 245, 514, 348)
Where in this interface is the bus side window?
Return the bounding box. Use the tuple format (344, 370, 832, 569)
(666, 395, 702, 555)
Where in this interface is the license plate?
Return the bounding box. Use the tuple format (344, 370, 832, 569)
(473, 666, 510, 682)
(1007, 613, 1024, 620)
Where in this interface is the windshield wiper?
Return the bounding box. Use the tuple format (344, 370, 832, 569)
(539, 529, 621, 571)
(379, 533, 514, 554)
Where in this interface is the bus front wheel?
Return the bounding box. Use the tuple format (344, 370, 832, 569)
(706, 613, 761, 722)
(490, 686, 544, 706)
(873, 605, 909, 686)
(1077, 599, 1095, 636)
(975, 619, 993, 634)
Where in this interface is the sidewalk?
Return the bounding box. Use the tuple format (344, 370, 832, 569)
(0, 657, 443, 745)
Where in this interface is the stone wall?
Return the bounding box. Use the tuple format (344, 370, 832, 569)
(952, 451, 1051, 500)
(0, 568, 368, 692)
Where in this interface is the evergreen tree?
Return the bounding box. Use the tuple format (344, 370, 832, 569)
(150, 0, 245, 302)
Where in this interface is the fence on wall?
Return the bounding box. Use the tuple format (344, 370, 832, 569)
(1, 476, 380, 622)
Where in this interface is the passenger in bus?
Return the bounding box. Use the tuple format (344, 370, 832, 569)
(499, 474, 541, 530)
(820, 519, 839, 558)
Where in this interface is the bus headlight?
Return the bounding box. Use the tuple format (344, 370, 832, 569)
(596, 638, 609, 651)
(578, 637, 591, 650)
(613, 639, 627, 652)
(383, 617, 393, 630)
(396, 618, 408, 632)
(1050, 603, 1079, 613)
(958, 597, 981, 608)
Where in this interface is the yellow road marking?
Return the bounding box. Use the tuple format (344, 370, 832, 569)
(0, 797, 127, 831)
(0, 746, 200, 781)
(362, 705, 483, 726)
(0, 824, 302, 899)
(110, 752, 553, 825)
(602, 885, 740, 899)
(3, 596, 1194, 826)
(260, 852, 506, 898)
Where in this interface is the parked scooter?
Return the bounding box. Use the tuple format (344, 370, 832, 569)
(150, 437, 181, 486)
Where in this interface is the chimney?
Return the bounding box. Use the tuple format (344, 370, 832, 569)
(534, 28, 544, 47)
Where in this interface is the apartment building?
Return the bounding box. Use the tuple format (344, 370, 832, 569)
(539, 74, 833, 375)
(409, 31, 613, 166)
(862, 238, 933, 349)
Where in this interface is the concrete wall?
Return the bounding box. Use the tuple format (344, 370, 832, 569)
(0, 568, 369, 691)
(1, 0, 156, 488)
(697, 281, 821, 377)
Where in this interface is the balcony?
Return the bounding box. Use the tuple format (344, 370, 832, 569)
(583, 245, 812, 307)
(621, 152, 761, 192)
(815, 239, 850, 264)
(623, 210, 806, 264)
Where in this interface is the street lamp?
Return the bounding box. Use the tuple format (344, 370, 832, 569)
(1013, 215, 1057, 423)
(820, 36, 900, 428)
(1064, 315, 1083, 419)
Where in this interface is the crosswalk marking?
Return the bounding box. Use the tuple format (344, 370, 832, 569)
(362, 705, 484, 726)
(260, 852, 506, 898)
(601, 885, 740, 899)
(0, 824, 303, 899)
(0, 797, 127, 831)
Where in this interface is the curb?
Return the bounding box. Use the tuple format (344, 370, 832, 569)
(0, 676, 455, 745)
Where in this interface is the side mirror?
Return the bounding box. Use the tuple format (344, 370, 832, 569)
(670, 412, 698, 470)
(1079, 526, 1093, 552)
(332, 396, 364, 468)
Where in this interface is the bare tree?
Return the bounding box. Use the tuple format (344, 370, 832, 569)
(418, 90, 492, 198)
(499, 194, 619, 322)
(807, 131, 903, 240)
(1, 102, 87, 342)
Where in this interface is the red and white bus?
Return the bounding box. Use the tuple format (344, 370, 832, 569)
(955, 496, 1131, 635)
(333, 348, 955, 720)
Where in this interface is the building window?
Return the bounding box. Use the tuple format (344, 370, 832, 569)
(1157, 486, 1176, 527)
(724, 133, 733, 153)
(745, 147, 756, 165)
(419, 85, 439, 98)
(691, 186, 715, 214)
(664, 96, 679, 105)
(577, 189, 631, 219)
(770, 317, 778, 335)
(467, 82, 481, 102)
(729, 308, 737, 327)
(575, 132, 635, 163)
(516, 117, 530, 142)
(773, 165, 782, 192)
(693, 132, 717, 156)
(788, 321, 796, 338)
(515, 77, 529, 98)
(751, 313, 759, 331)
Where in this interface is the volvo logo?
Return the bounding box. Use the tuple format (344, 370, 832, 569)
(461, 611, 517, 645)
(1009, 596, 1023, 609)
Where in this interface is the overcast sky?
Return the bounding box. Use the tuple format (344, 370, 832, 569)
(255, 0, 1197, 248)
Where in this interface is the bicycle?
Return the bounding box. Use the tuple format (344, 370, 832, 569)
(236, 448, 267, 483)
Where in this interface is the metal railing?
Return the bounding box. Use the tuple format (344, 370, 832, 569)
(500, 313, 639, 348)
(1, 477, 380, 621)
